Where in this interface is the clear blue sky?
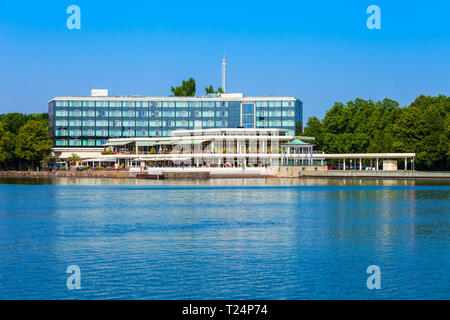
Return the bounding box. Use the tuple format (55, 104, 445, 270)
(0, 0, 449, 121)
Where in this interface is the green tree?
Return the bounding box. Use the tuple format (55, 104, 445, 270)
(205, 85, 224, 94)
(302, 116, 322, 147)
(40, 154, 61, 170)
(15, 120, 53, 169)
(0, 123, 15, 169)
(0, 113, 30, 134)
(393, 95, 449, 170)
(170, 78, 196, 96)
(67, 153, 81, 166)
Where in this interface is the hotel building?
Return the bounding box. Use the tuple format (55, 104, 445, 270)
(48, 90, 303, 149)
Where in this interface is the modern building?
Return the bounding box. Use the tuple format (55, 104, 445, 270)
(77, 128, 317, 168)
(48, 90, 303, 149)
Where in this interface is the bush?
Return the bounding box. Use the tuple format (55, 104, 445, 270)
(59, 166, 67, 171)
(101, 149, 114, 155)
(95, 166, 103, 170)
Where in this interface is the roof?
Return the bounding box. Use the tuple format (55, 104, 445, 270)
(103, 141, 132, 146)
(48, 96, 302, 103)
(282, 138, 312, 146)
(136, 141, 157, 147)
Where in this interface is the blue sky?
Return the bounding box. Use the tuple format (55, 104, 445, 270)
(0, 0, 449, 121)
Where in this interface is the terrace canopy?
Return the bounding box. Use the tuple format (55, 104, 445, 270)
(281, 138, 314, 166)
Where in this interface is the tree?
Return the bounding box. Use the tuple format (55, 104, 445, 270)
(0, 113, 30, 135)
(67, 153, 81, 166)
(40, 154, 61, 170)
(205, 85, 224, 94)
(393, 95, 449, 170)
(0, 123, 15, 169)
(14, 120, 53, 169)
(170, 78, 196, 96)
(302, 116, 322, 147)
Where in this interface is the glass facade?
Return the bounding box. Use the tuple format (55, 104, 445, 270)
(49, 97, 302, 147)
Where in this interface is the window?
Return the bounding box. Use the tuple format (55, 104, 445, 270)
(176, 111, 189, 117)
(55, 120, 68, 126)
(69, 139, 81, 146)
(282, 120, 294, 127)
(176, 101, 188, 108)
(55, 110, 68, 117)
(202, 110, 214, 117)
(176, 120, 188, 127)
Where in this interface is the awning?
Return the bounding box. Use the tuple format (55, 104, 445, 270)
(103, 141, 132, 146)
(81, 158, 116, 162)
(186, 139, 209, 144)
(136, 141, 157, 147)
(155, 140, 179, 145)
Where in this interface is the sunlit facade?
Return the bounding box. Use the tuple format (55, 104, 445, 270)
(48, 93, 303, 148)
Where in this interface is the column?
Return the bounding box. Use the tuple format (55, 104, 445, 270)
(376, 158, 379, 171)
(343, 159, 346, 170)
(359, 158, 362, 170)
(405, 158, 407, 171)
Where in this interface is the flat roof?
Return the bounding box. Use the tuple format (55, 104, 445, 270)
(48, 96, 302, 103)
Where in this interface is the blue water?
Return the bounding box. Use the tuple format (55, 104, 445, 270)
(0, 178, 448, 299)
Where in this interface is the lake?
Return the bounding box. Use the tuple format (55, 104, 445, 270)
(0, 177, 448, 299)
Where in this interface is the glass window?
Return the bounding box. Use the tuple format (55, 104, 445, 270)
(176, 101, 188, 108)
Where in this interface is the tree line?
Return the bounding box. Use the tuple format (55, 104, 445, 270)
(301, 95, 450, 171)
(0, 113, 53, 170)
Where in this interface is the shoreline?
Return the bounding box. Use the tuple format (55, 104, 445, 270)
(0, 170, 449, 180)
